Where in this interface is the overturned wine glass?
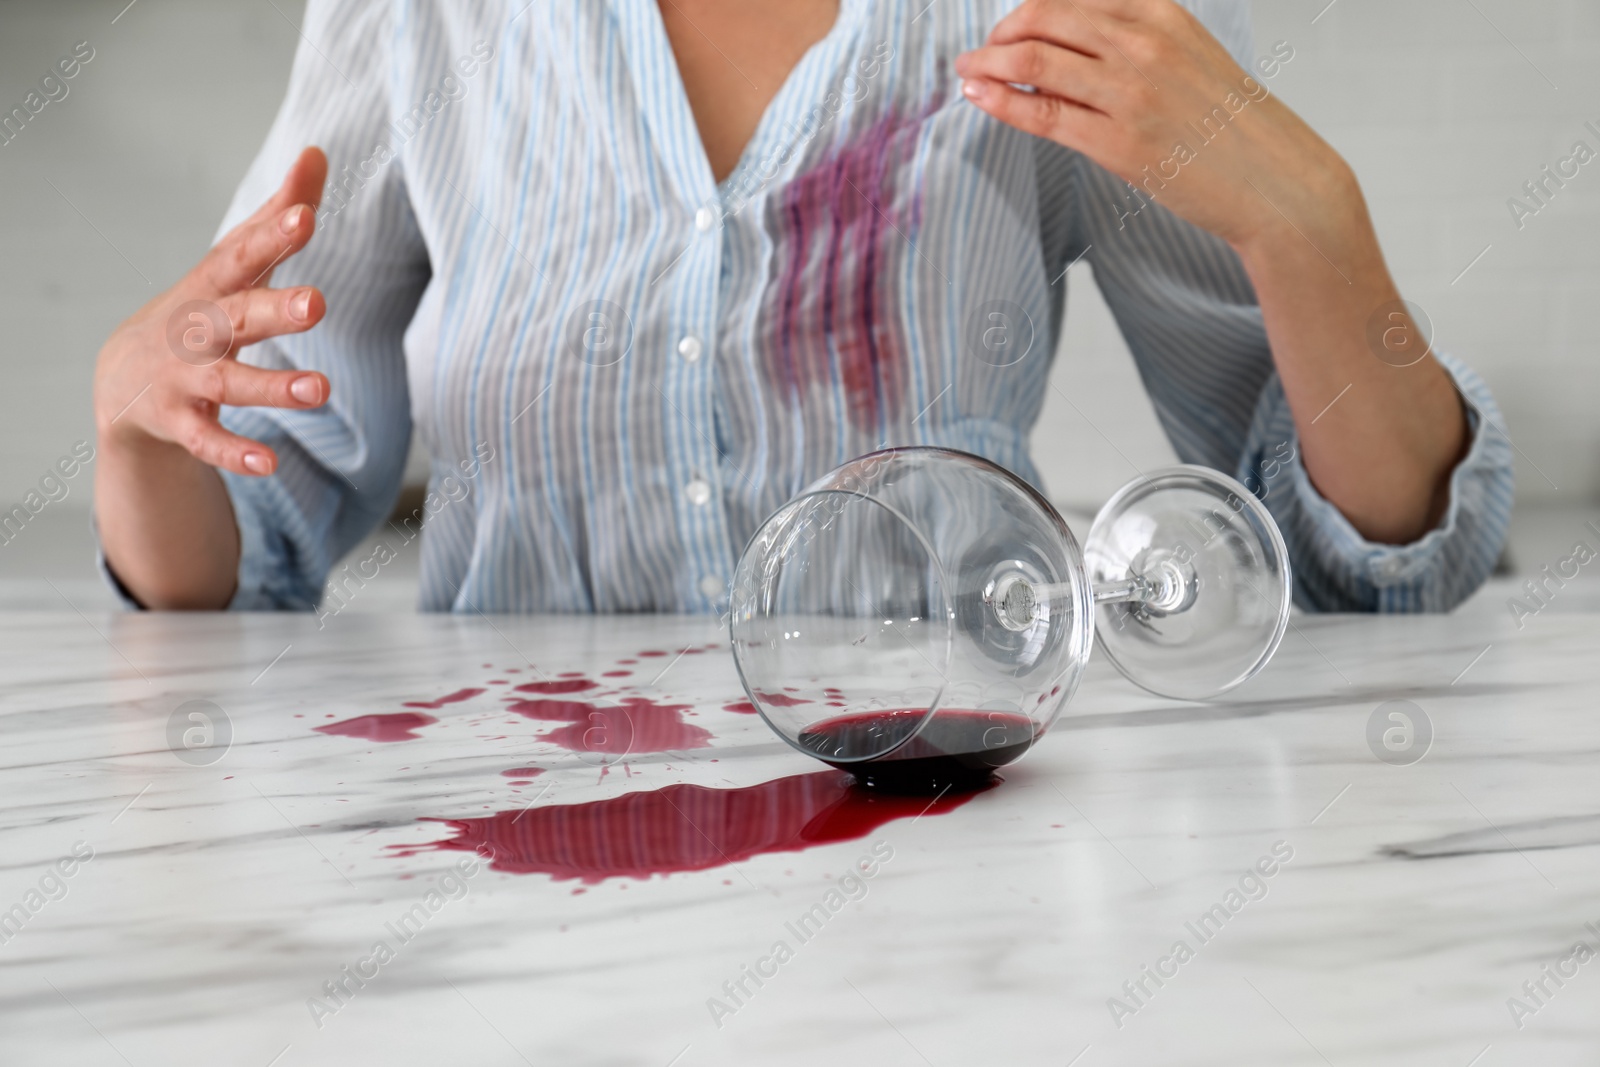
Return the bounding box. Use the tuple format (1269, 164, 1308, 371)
(729, 448, 1291, 794)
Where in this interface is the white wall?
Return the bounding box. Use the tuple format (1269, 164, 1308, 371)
(1, 0, 1593, 530)
(0, 1, 308, 507)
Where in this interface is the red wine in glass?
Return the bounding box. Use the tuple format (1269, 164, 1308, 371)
(796, 708, 1037, 793)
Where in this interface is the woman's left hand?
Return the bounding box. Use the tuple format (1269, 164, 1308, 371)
(955, 0, 1356, 254)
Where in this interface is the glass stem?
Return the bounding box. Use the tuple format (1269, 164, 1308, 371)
(1092, 578, 1147, 606)
(1023, 577, 1149, 607)
(1097, 558, 1196, 615)
(990, 564, 1193, 631)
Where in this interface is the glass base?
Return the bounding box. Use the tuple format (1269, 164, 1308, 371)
(1085, 466, 1291, 701)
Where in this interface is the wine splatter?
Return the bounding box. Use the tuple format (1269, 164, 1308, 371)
(398, 770, 986, 883)
(723, 701, 758, 715)
(315, 712, 438, 742)
(515, 679, 599, 695)
(755, 691, 812, 708)
(507, 698, 596, 722)
(402, 687, 485, 709)
(510, 696, 712, 754)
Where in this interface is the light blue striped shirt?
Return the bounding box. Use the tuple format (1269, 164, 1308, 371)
(172, 0, 1513, 615)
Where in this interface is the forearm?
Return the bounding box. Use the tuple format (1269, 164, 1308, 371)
(1233, 164, 1467, 545)
(95, 429, 240, 610)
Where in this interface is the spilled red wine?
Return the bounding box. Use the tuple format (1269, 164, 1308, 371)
(397, 769, 986, 883)
(795, 709, 1037, 793)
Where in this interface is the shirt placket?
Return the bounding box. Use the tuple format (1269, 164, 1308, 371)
(666, 199, 736, 612)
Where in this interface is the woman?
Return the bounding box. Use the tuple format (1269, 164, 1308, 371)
(93, 0, 1512, 613)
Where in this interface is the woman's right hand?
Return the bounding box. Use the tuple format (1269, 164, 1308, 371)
(94, 146, 332, 475)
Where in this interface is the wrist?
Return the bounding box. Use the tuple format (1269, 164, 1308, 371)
(95, 412, 187, 472)
(1232, 155, 1369, 273)
(95, 410, 154, 455)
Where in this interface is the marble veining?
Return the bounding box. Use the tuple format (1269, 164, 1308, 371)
(0, 607, 1597, 1065)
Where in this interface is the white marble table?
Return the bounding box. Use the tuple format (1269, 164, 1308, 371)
(1, 604, 1597, 1066)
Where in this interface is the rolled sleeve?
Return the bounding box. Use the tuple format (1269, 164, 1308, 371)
(219, 469, 323, 611)
(1239, 352, 1515, 612)
(94, 533, 143, 611)
(213, 0, 425, 612)
(94, 461, 329, 612)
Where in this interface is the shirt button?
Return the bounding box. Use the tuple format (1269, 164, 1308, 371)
(685, 479, 712, 507)
(678, 335, 703, 363)
(699, 575, 725, 598)
(695, 207, 717, 233)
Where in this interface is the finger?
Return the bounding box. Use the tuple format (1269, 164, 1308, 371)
(956, 42, 1114, 113)
(1059, 0, 1153, 25)
(194, 146, 327, 293)
(960, 76, 1108, 150)
(986, 0, 1106, 56)
(195, 198, 318, 296)
(217, 285, 326, 349)
(169, 409, 280, 477)
(238, 146, 330, 230)
(213, 360, 330, 411)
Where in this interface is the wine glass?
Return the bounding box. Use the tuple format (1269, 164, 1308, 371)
(728, 447, 1291, 793)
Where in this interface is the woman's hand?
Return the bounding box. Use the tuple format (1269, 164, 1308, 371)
(954, 0, 1357, 254)
(955, 0, 1469, 547)
(94, 146, 332, 476)
(95, 147, 332, 609)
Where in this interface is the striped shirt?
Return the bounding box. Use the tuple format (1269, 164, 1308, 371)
(179, 0, 1513, 615)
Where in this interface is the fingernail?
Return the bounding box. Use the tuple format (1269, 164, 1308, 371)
(962, 79, 987, 101)
(290, 289, 313, 321)
(243, 452, 271, 474)
(280, 205, 305, 235)
(289, 375, 321, 403)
